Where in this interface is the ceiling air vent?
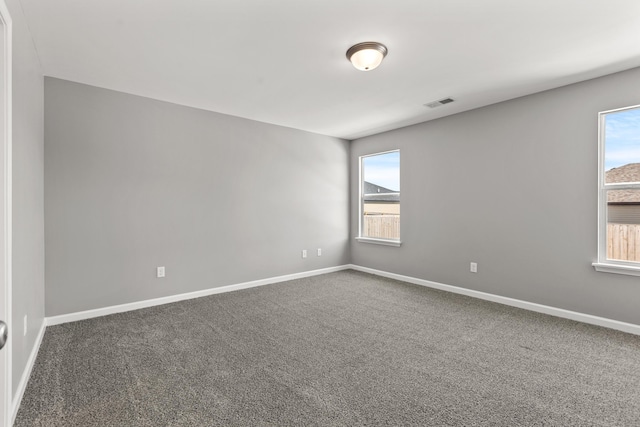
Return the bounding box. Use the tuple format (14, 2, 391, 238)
(424, 97, 455, 108)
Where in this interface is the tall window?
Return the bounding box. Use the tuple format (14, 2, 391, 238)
(358, 150, 400, 246)
(595, 105, 640, 275)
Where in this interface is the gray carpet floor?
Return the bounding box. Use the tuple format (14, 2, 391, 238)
(14, 270, 640, 426)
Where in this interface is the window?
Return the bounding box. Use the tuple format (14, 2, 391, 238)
(594, 105, 640, 276)
(357, 150, 400, 246)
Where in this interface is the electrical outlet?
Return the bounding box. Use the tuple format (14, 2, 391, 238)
(302, 250, 307, 259)
(317, 248, 322, 257)
(157, 266, 165, 278)
(470, 262, 478, 273)
(23, 315, 27, 336)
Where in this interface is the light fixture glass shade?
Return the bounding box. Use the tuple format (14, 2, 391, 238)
(346, 42, 388, 71)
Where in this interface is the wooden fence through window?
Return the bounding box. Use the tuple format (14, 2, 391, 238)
(608, 223, 640, 262)
(363, 214, 400, 240)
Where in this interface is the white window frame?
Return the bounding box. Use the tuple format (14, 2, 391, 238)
(356, 149, 401, 247)
(593, 104, 640, 276)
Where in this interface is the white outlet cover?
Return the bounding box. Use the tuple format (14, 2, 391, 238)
(302, 250, 307, 258)
(317, 248, 322, 256)
(157, 266, 166, 278)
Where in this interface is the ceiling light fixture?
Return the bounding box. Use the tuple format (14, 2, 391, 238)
(346, 42, 388, 71)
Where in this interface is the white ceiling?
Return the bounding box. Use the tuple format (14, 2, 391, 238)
(19, 0, 640, 140)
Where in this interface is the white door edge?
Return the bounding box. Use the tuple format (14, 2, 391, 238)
(0, 1, 12, 426)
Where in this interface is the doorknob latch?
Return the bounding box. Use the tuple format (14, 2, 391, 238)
(0, 320, 7, 350)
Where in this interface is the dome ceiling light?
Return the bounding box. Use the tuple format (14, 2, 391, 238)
(346, 42, 388, 71)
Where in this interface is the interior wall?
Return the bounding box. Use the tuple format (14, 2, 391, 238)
(8, 0, 45, 399)
(351, 66, 640, 326)
(44, 77, 350, 317)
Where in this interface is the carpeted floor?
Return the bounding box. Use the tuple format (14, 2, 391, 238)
(14, 270, 640, 426)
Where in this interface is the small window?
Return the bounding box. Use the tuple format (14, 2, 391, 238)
(358, 150, 400, 246)
(594, 105, 640, 275)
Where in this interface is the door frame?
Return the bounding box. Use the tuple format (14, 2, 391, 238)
(0, 1, 11, 426)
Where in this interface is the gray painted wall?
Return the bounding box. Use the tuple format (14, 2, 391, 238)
(351, 66, 640, 325)
(44, 78, 350, 316)
(9, 0, 45, 398)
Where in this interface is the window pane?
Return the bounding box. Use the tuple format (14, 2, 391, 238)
(604, 107, 640, 184)
(363, 151, 400, 192)
(362, 151, 400, 240)
(607, 188, 640, 262)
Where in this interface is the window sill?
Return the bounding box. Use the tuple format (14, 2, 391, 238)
(592, 262, 640, 277)
(356, 237, 402, 247)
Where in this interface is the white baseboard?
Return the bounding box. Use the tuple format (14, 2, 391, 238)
(348, 264, 640, 336)
(45, 263, 640, 335)
(12, 319, 46, 424)
(46, 265, 351, 326)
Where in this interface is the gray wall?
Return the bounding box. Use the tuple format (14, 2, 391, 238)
(45, 78, 350, 316)
(351, 66, 640, 325)
(9, 0, 45, 398)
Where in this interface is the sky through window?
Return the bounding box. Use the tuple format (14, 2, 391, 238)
(363, 151, 400, 191)
(605, 108, 640, 171)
